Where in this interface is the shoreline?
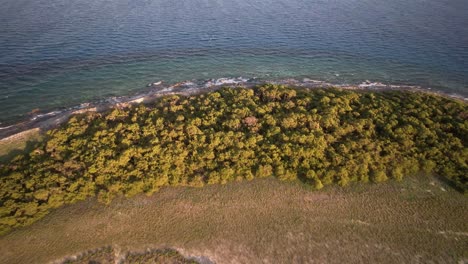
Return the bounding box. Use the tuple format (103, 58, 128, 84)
(0, 77, 466, 142)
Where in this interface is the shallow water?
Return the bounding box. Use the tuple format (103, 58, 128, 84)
(1, 0, 467, 124)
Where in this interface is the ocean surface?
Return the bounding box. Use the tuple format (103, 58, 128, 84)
(1, 0, 467, 126)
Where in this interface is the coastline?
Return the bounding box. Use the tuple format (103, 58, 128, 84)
(0, 77, 466, 142)
(0, 78, 466, 247)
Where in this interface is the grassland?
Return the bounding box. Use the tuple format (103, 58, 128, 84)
(0, 176, 466, 263)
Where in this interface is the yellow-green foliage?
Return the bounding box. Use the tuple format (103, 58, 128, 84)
(0, 85, 467, 234)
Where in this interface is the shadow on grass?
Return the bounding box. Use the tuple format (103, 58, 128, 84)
(0, 139, 42, 164)
(434, 174, 466, 194)
(296, 170, 466, 195)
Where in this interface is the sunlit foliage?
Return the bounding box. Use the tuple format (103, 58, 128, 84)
(0, 85, 466, 234)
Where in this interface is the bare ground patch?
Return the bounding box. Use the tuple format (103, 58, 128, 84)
(55, 246, 205, 264)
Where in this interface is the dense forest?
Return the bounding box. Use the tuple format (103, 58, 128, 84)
(0, 85, 467, 234)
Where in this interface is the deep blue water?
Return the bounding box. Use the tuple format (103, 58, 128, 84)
(1, 0, 467, 125)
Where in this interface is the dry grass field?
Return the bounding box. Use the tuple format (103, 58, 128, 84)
(0, 176, 466, 264)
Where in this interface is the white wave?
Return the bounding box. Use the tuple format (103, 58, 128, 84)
(31, 110, 63, 121)
(358, 80, 387, 88)
(180, 81, 196, 86)
(0, 125, 15, 130)
(205, 77, 250, 87)
(158, 87, 174, 93)
(149, 81, 162, 86)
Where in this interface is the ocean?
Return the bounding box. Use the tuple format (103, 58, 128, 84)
(1, 0, 467, 126)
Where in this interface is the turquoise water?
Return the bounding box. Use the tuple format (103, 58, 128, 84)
(1, 0, 467, 125)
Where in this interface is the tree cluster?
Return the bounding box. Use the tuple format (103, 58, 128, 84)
(0, 85, 466, 234)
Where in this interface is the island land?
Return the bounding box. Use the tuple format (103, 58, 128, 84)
(0, 84, 466, 263)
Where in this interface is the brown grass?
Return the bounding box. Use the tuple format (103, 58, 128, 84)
(0, 176, 467, 264)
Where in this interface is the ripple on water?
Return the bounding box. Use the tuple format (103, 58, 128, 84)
(0, 0, 467, 124)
